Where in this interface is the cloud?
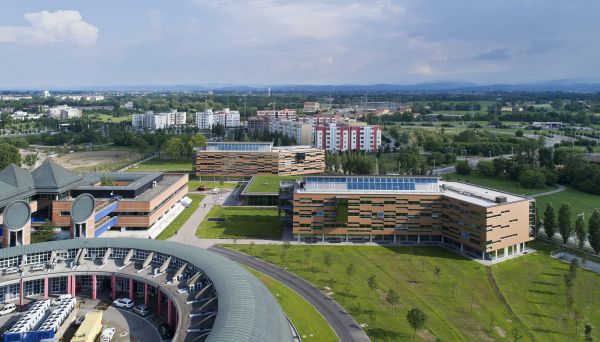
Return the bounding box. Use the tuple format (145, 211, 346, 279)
(0, 10, 98, 47)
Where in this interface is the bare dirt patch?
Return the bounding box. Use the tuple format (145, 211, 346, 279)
(54, 150, 140, 171)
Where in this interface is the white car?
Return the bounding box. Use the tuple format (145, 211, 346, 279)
(100, 327, 116, 342)
(51, 294, 71, 306)
(112, 298, 134, 309)
(0, 303, 16, 315)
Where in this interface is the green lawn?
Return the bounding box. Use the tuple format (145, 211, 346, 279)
(535, 186, 600, 220)
(246, 268, 339, 342)
(155, 194, 205, 240)
(127, 158, 193, 172)
(246, 175, 302, 193)
(86, 113, 131, 123)
(227, 242, 600, 341)
(196, 206, 283, 239)
(444, 171, 554, 196)
(188, 179, 238, 190)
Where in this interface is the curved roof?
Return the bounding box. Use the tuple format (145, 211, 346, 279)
(71, 194, 95, 223)
(3, 200, 31, 231)
(0, 239, 293, 342)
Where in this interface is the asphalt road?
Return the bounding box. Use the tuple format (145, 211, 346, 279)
(209, 246, 370, 342)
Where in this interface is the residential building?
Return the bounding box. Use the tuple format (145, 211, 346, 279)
(257, 109, 297, 120)
(42, 90, 51, 98)
(296, 114, 344, 125)
(284, 176, 534, 261)
(120, 101, 134, 110)
(166, 109, 187, 126)
(247, 116, 271, 134)
(313, 122, 382, 152)
(303, 102, 320, 112)
(131, 113, 145, 130)
(270, 119, 313, 145)
(46, 105, 83, 120)
(132, 110, 185, 130)
(196, 108, 241, 129)
(195, 142, 325, 179)
(0, 160, 189, 243)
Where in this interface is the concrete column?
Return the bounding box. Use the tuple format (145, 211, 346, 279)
(495, 250, 498, 260)
(19, 279, 24, 307)
(144, 283, 149, 306)
(345, 234, 348, 243)
(417, 235, 420, 244)
(92, 275, 97, 300)
(44, 277, 49, 299)
(393, 234, 396, 243)
(516, 243, 520, 254)
(322, 234, 325, 243)
(157, 290, 163, 317)
(167, 298, 173, 326)
(369, 235, 372, 243)
(67, 275, 72, 296)
(460, 243, 464, 252)
(111, 275, 116, 300)
(504, 247, 508, 257)
(297, 235, 300, 242)
(129, 278, 134, 299)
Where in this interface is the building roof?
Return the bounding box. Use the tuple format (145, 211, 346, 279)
(0, 164, 35, 189)
(32, 159, 84, 193)
(71, 194, 95, 223)
(205, 142, 274, 152)
(3, 200, 31, 231)
(0, 239, 293, 342)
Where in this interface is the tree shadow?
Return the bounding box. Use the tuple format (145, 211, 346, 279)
(336, 292, 358, 299)
(531, 327, 561, 334)
(528, 289, 555, 295)
(532, 280, 558, 287)
(528, 312, 553, 318)
(366, 327, 410, 340)
(541, 272, 561, 277)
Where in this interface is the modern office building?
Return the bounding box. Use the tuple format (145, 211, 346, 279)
(257, 109, 297, 120)
(284, 176, 534, 260)
(0, 160, 189, 244)
(313, 122, 382, 152)
(0, 239, 293, 342)
(196, 108, 241, 130)
(195, 142, 325, 179)
(269, 119, 313, 145)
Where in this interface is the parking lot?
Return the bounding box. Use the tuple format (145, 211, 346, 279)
(1, 296, 162, 342)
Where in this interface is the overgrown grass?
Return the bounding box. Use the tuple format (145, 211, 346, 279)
(155, 194, 205, 240)
(227, 242, 600, 341)
(196, 206, 283, 239)
(246, 268, 339, 341)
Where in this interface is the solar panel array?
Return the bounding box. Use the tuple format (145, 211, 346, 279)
(304, 177, 439, 191)
(206, 142, 272, 152)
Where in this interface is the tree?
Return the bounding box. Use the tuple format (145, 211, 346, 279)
(575, 215, 587, 249)
(563, 273, 574, 310)
(406, 307, 427, 338)
(324, 253, 333, 273)
(367, 275, 377, 298)
(519, 167, 546, 188)
(433, 266, 441, 283)
(455, 160, 471, 175)
(0, 143, 22, 169)
(188, 133, 207, 157)
(588, 210, 600, 254)
(585, 323, 594, 342)
(573, 309, 583, 335)
(544, 203, 557, 241)
(477, 160, 495, 177)
(515, 129, 524, 137)
(534, 206, 542, 236)
(569, 258, 579, 281)
(163, 137, 185, 162)
(385, 288, 400, 315)
(23, 153, 38, 169)
(345, 263, 355, 287)
(558, 204, 573, 244)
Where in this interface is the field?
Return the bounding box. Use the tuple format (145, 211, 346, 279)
(229, 241, 600, 341)
(247, 268, 338, 342)
(127, 158, 193, 172)
(188, 179, 238, 190)
(196, 206, 283, 239)
(535, 186, 600, 221)
(54, 150, 141, 172)
(443, 171, 554, 196)
(246, 175, 302, 193)
(155, 194, 205, 240)
(85, 113, 131, 123)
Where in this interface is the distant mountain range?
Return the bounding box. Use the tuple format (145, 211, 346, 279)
(5, 80, 600, 93)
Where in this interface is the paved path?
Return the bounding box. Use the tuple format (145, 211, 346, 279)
(530, 184, 566, 198)
(209, 245, 370, 342)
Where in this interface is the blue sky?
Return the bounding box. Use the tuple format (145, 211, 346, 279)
(1, 0, 599, 87)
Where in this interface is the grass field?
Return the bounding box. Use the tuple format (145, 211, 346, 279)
(247, 268, 339, 341)
(246, 175, 302, 193)
(127, 158, 193, 172)
(188, 179, 239, 190)
(228, 241, 600, 341)
(196, 206, 283, 239)
(444, 171, 554, 196)
(156, 194, 205, 240)
(535, 186, 600, 221)
(86, 113, 131, 123)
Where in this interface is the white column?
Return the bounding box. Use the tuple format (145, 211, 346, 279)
(495, 250, 498, 260)
(322, 234, 325, 243)
(460, 243, 464, 252)
(515, 243, 520, 254)
(393, 234, 396, 244)
(504, 247, 508, 256)
(369, 235, 372, 242)
(297, 235, 300, 242)
(417, 235, 420, 244)
(346, 234, 348, 243)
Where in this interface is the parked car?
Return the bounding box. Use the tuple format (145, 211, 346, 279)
(0, 303, 16, 315)
(197, 186, 207, 191)
(100, 327, 116, 342)
(75, 312, 87, 325)
(112, 298, 134, 309)
(51, 294, 72, 306)
(158, 323, 174, 339)
(133, 304, 150, 316)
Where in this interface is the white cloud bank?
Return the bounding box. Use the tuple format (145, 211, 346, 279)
(0, 10, 98, 47)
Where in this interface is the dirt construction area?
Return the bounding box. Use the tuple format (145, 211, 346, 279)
(54, 150, 141, 171)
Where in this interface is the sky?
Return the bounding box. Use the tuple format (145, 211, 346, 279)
(1, 0, 599, 88)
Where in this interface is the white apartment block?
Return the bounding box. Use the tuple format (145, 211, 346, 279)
(269, 119, 313, 145)
(313, 123, 382, 152)
(166, 109, 187, 126)
(196, 108, 241, 130)
(303, 102, 320, 112)
(257, 109, 296, 120)
(132, 110, 185, 130)
(46, 105, 82, 120)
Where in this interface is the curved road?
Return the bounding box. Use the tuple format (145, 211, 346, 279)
(209, 245, 370, 342)
(530, 184, 566, 198)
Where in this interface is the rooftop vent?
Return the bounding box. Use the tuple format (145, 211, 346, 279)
(495, 196, 507, 203)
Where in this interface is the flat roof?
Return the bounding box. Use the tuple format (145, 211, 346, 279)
(295, 176, 530, 207)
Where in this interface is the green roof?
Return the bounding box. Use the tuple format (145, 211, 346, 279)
(32, 159, 84, 193)
(0, 238, 293, 342)
(245, 175, 301, 193)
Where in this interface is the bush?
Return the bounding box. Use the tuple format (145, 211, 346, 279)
(519, 167, 546, 188)
(455, 161, 472, 175)
(477, 160, 494, 177)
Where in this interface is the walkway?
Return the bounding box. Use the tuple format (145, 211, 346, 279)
(530, 184, 566, 198)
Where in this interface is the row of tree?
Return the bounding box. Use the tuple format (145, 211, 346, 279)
(539, 203, 600, 254)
